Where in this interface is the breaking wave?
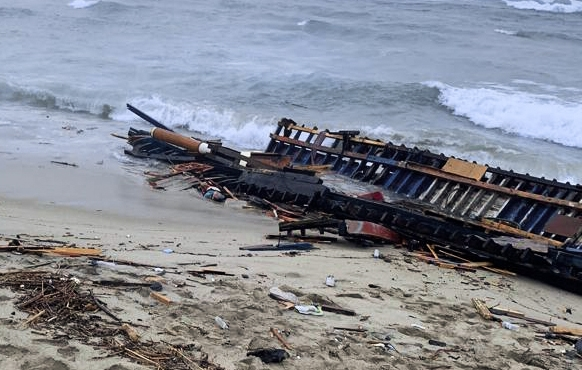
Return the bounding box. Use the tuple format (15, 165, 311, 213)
(425, 81, 582, 149)
(494, 28, 518, 36)
(503, 0, 582, 13)
(115, 96, 275, 151)
(68, 0, 100, 9)
(0, 81, 114, 118)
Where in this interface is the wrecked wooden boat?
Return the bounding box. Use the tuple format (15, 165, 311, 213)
(119, 106, 582, 292)
(264, 119, 582, 247)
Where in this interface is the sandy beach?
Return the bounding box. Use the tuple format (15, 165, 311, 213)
(1, 157, 582, 370)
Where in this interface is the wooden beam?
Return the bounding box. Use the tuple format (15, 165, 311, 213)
(549, 326, 582, 336)
(150, 292, 172, 305)
(480, 220, 562, 248)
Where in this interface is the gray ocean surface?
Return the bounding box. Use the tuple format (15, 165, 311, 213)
(1, 0, 582, 191)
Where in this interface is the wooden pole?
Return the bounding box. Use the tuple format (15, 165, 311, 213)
(150, 128, 211, 154)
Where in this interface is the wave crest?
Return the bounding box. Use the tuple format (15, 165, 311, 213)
(0, 81, 114, 119)
(116, 96, 275, 151)
(503, 0, 582, 13)
(68, 0, 100, 9)
(425, 81, 582, 148)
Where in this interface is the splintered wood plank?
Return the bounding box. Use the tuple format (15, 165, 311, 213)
(472, 298, 494, 321)
(43, 247, 102, 257)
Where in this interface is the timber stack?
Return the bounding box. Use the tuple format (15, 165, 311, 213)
(118, 105, 582, 293)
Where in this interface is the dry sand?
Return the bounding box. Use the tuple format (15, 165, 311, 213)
(1, 160, 582, 370)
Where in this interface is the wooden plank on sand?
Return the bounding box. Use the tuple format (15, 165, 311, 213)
(46, 247, 102, 257)
(321, 304, 356, 316)
(150, 292, 172, 305)
(549, 326, 582, 336)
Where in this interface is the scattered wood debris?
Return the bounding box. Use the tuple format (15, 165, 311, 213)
(0, 235, 101, 257)
(0, 270, 224, 370)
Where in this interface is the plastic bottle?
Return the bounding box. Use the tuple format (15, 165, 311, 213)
(93, 260, 118, 269)
(215, 316, 229, 330)
(373, 249, 380, 258)
(502, 321, 519, 331)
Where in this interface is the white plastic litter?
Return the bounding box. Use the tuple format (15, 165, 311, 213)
(502, 321, 519, 331)
(215, 316, 229, 329)
(325, 275, 335, 287)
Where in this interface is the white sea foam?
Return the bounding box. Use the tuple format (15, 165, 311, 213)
(425, 81, 582, 148)
(114, 96, 274, 151)
(494, 28, 517, 36)
(68, 0, 100, 9)
(503, 0, 582, 13)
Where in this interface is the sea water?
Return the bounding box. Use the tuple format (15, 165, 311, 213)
(1, 0, 581, 207)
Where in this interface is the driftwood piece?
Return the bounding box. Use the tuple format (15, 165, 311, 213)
(113, 338, 160, 367)
(239, 242, 315, 251)
(20, 309, 46, 327)
(333, 326, 366, 332)
(489, 307, 523, 318)
(50, 160, 78, 167)
(321, 304, 356, 316)
(1, 245, 101, 257)
(43, 247, 102, 257)
(93, 280, 152, 288)
(150, 292, 172, 305)
(489, 307, 556, 326)
(472, 298, 494, 321)
(91, 292, 122, 322)
(121, 323, 141, 342)
(187, 269, 235, 277)
(265, 234, 337, 243)
(549, 326, 582, 336)
(437, 249, 516, 276)
(270, 327, 293, 350)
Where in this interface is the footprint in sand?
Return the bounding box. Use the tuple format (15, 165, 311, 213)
(0, 344, 29, 362)
(20, 357, 69, 370)
(57, 346, 80, 360)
